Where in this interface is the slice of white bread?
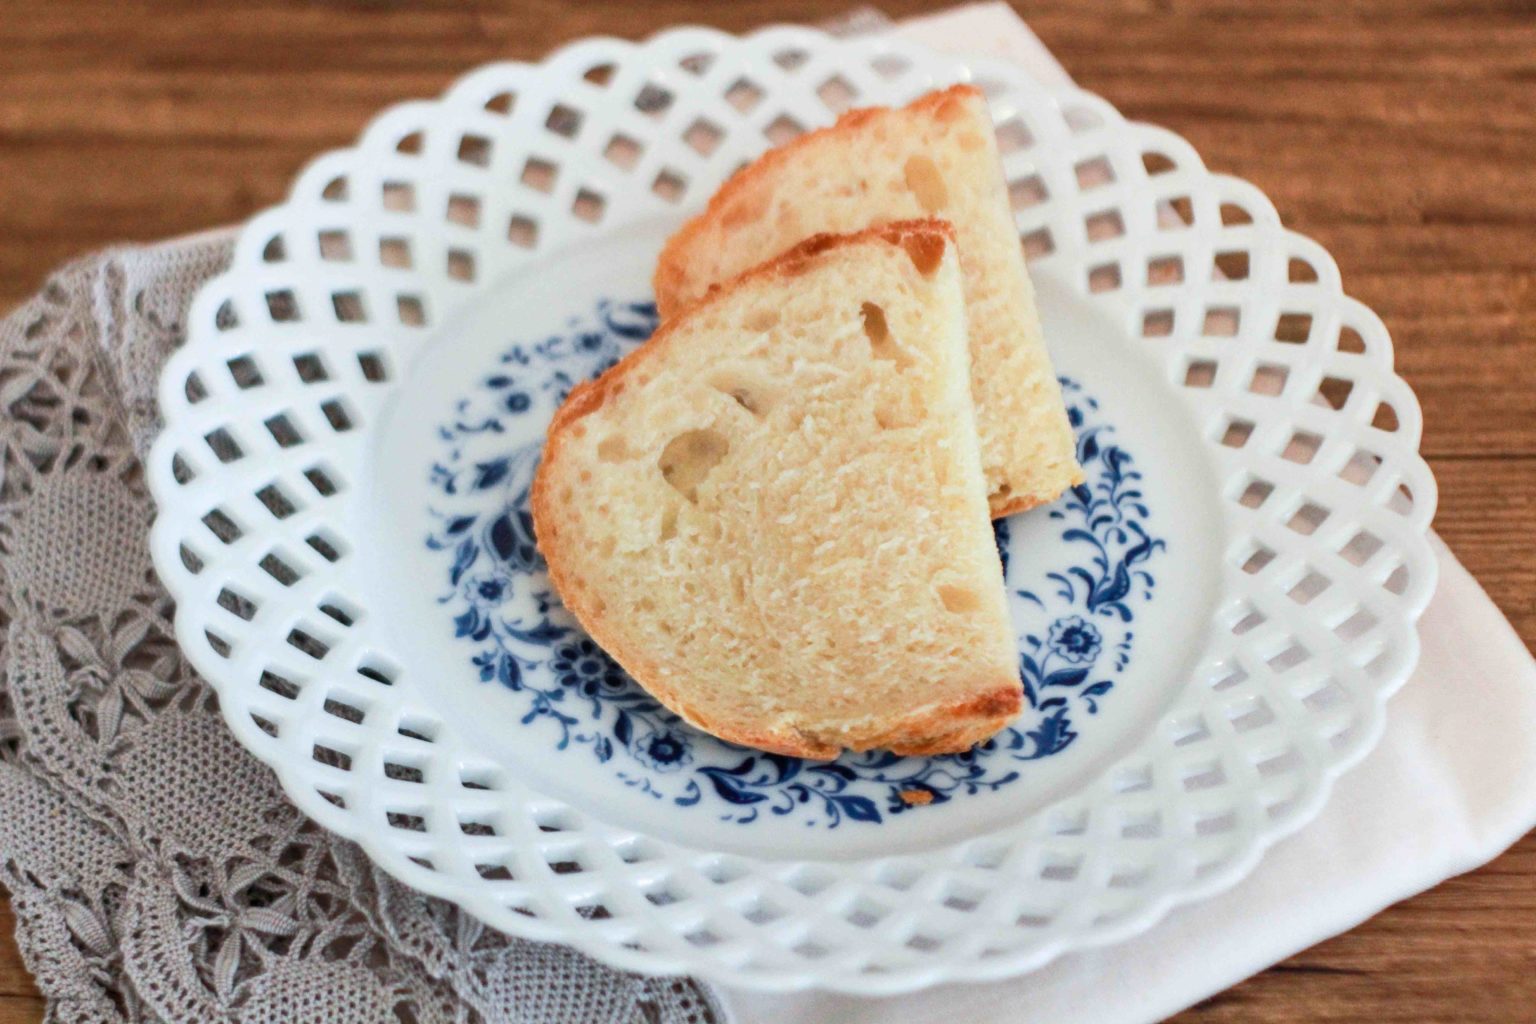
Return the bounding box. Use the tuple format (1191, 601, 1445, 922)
(654, 85, 1082, 518)
(533, 221, 1022, 758)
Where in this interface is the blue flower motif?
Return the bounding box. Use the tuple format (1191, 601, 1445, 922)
(1048, 616, 1102, 664)
(467, 573, 511, 607)
(633, 728, 693, 772)
(549, 638, 628, 698)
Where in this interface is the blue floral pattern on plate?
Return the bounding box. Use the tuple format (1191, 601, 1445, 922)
(426, 300, 1165, 827)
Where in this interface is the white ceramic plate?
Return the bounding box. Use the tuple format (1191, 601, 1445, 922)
(146, 26, 1438, 994)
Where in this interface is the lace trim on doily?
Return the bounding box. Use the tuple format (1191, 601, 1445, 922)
(0, 241, 725, 1024)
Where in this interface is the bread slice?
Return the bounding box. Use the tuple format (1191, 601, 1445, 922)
(534, 220, 1021, 758)
(654, 85, 1082, 518)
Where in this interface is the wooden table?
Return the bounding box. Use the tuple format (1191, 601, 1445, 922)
(2, 1, 1532, 1020)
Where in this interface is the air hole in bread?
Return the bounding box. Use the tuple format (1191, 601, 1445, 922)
(775, 205, 805, 235)
(903, 155, 949, 212)
(875, 401, 918, 430)
(597, 435, 635, 462)
(937, 584, 983, 614)
(708, 369, 776, 417)
(658, 429, 730, 502)
(720, 188, 770, 230)
(860, 302, 912, 367)
(704, 516, 726, 543)
(860, 300, 889, 342)
(745, 307, 779, 332)
(900, 233, 946, 277)
(658, 505, 678, 542)
(726, 388, 763, 415)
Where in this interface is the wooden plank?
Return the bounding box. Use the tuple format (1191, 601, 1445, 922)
(1173, 832, 1536, 1022)
(1431, 456, 1536, 642)
(4, 2, 1534, 455)
(0, 997, 43, 1024)
(0, 895, 39, 1002)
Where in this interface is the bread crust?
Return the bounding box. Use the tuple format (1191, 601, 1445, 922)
(535, 220, 1020, 760)
(653, 85, 982, 318)
(989, 463, 1089, 519)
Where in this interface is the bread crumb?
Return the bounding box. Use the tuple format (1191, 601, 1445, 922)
(899, 789, 934, 806)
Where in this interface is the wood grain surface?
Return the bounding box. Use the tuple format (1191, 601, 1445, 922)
(2, 1, 1533, 1020)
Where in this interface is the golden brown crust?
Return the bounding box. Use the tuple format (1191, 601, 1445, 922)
(657, 678, 1022, 761)
(990, 494, 1043, 519)
(865, 683, 1023, 757)
(661, 218, 956, 328)
(989, 462, 1087, 518)
(652, 84, 984, 318)
(538, 220, 1012, 763)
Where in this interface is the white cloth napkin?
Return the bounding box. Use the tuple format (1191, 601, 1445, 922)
(720, 6, 1536, 1022)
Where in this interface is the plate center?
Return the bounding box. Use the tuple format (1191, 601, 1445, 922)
(364, 221, 1224, 859)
